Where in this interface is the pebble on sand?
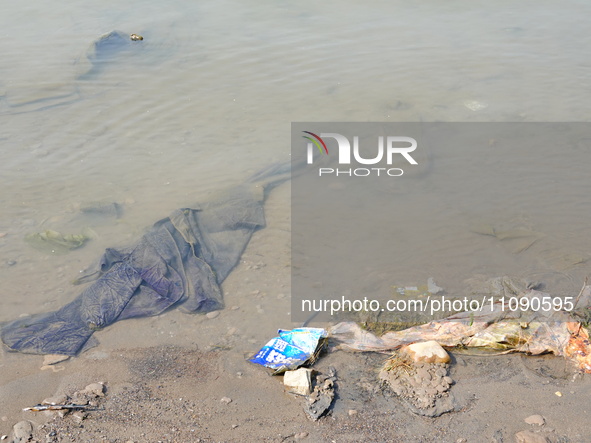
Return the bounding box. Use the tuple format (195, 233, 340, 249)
(283, 368, 313, 396)
(42, 354, 70, 366)
(42, 394, 68, 405)
(206, 311, 220, 319)
(220, 397, 232, 404)
(11, 421, 33, 441)
(524, 414, 545, 426)
(514, 430, 550, 443)
(82, 382, 105, 397)
(400, 341, 450, 364)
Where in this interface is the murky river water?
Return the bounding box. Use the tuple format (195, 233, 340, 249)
(1, 1, 591, 356)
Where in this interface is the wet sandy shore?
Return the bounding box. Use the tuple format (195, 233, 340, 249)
(2, 184, 591, 443)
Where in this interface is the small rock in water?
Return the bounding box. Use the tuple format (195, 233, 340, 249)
(400, 341, 450, 364)
(427, 277, 443, 294)
(524, 414, 545, 426)
(463, 99, 489, 111)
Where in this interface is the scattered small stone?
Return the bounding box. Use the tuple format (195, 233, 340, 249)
(456, 439, 467, 443)
(72, 411, 87, 424)
(12, 420, 33, 441)
(42, 394, 68, 405)
(82, 382, 105, 397)
(400, 341, 450, 364)
(554, 391, 562, 397)
(524, 414, 545, 426)
(514, 430, 549, 443)
(294, 432, 308, 440)
(6, 260, 17, 266)
(1, 435, 7, 440)
(206, 311, 220, 319)
(348, 409, 358, 416)
(220, 397, 232, 404)
(232, 424, 239, 429)
(231, 305, 240, 310)
(284, 368, 313, 396)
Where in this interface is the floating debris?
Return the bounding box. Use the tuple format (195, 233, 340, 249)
(463, 100, 489, 111)
(25, 229, 91, 253)
(80, 201, 123, 219)
(470, 224, 544, 254)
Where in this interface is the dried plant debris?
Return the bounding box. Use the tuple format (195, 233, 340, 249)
(470, 224, 543, 254)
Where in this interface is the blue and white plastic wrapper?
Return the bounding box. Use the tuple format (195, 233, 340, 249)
(250, 327, 328, 372)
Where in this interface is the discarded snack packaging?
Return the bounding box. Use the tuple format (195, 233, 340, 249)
(250, 327, 327, 373)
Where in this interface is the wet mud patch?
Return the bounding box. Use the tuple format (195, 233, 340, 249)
(452, 351, 523, 383)
(379, 355, 465, 417)
(518, 353, 579, 380)
(123, 345, 219, 382)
